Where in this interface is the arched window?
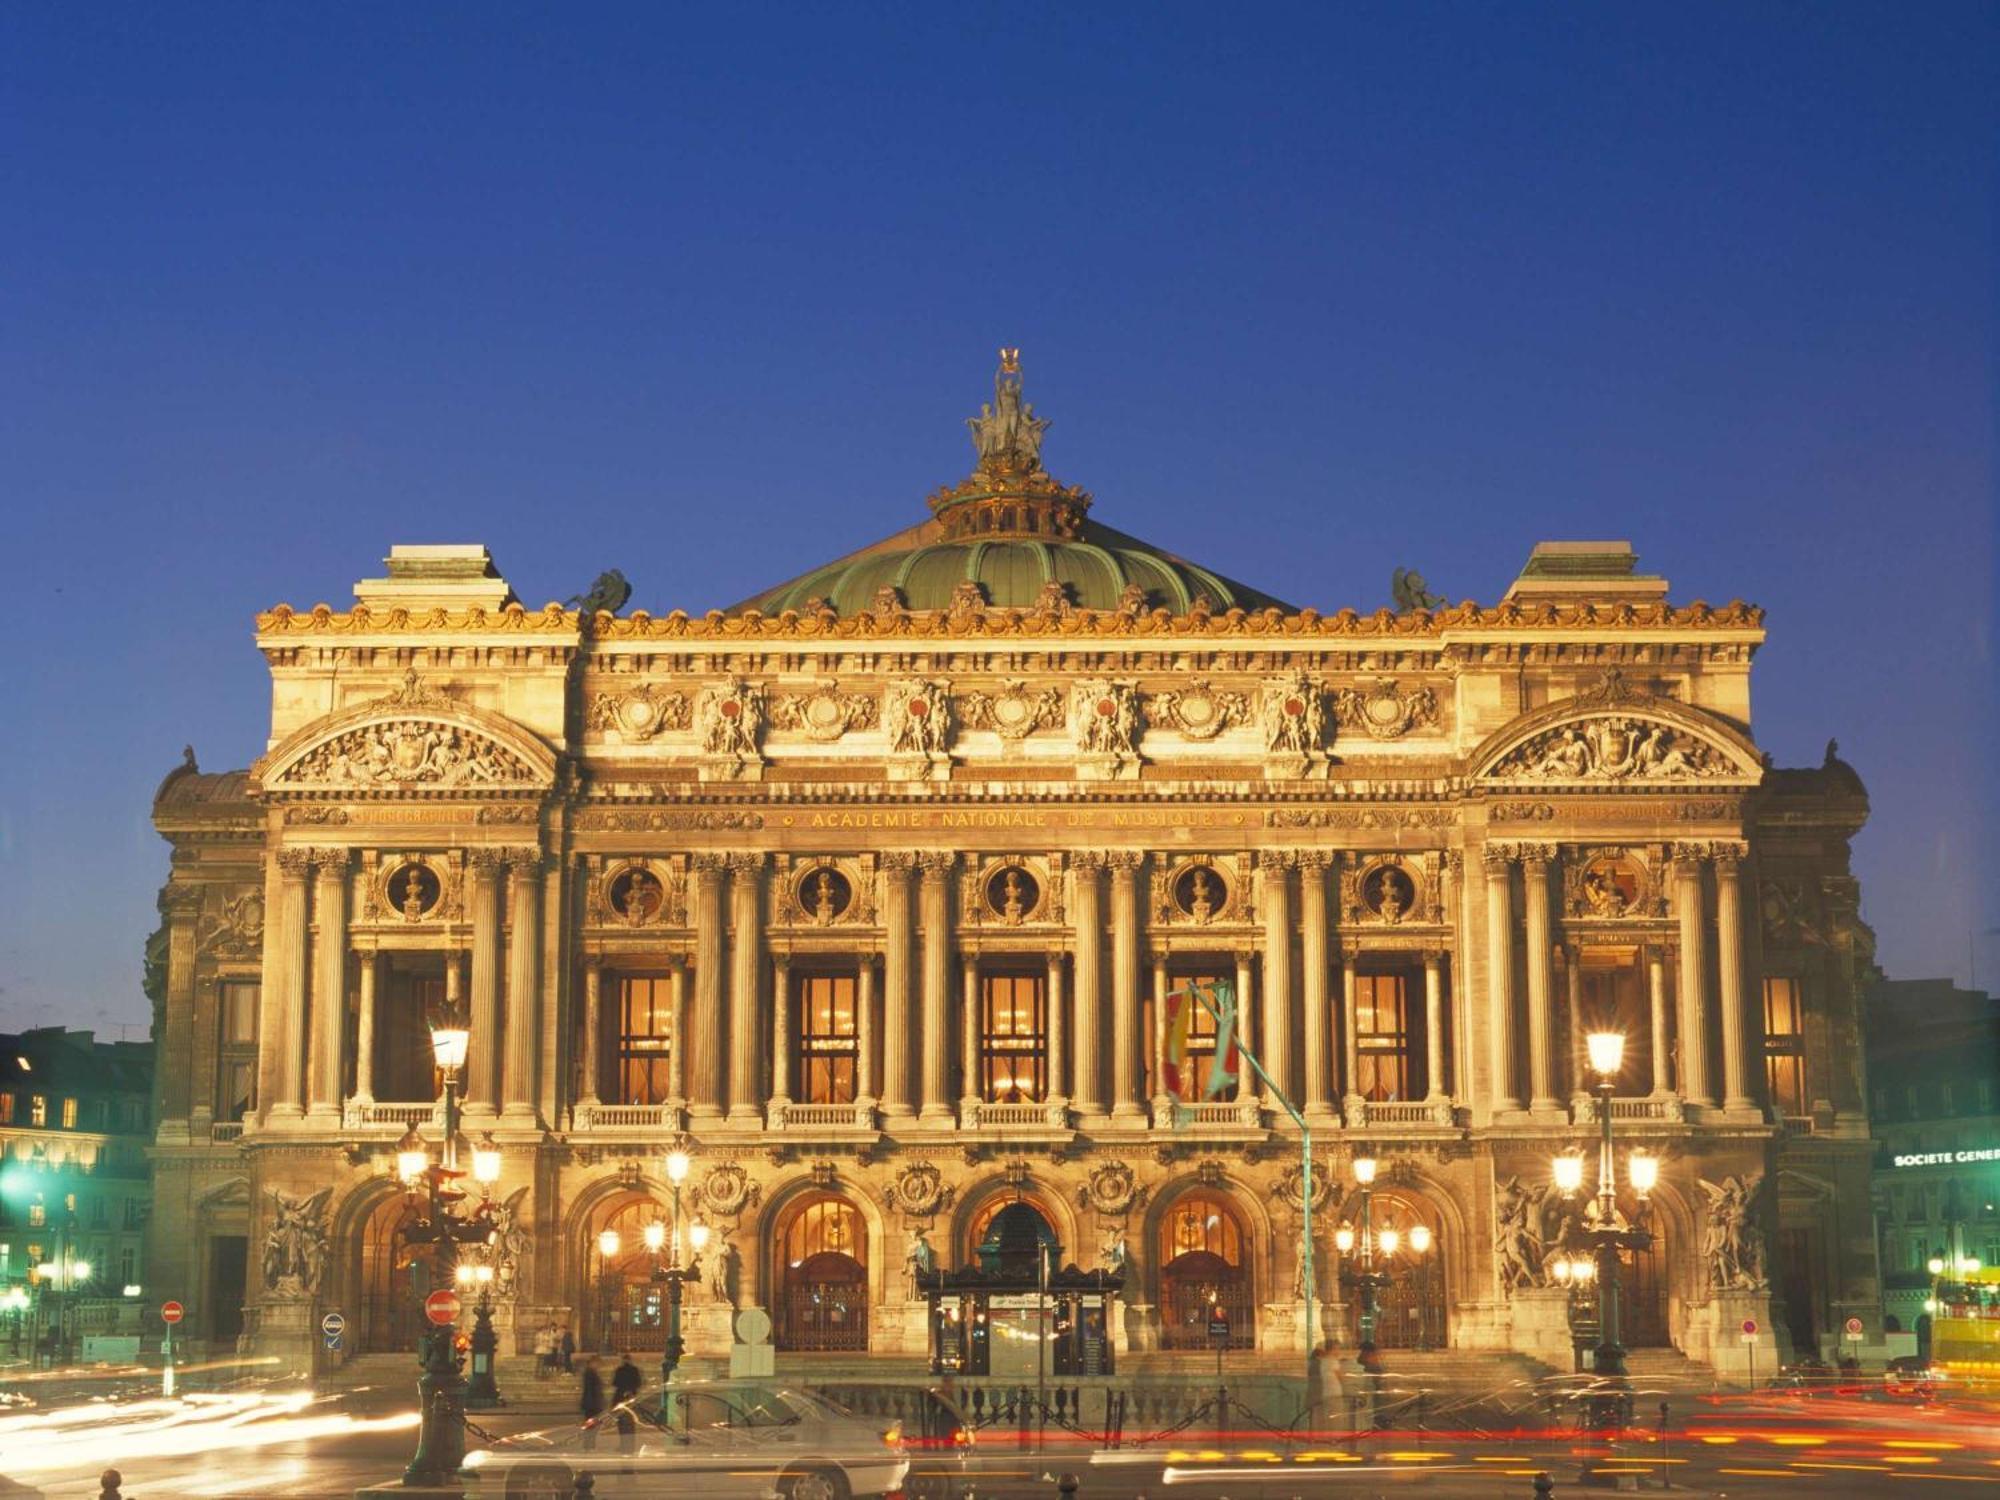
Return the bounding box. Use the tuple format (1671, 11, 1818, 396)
(584, 1194, 674, 1353)
(1160, 1193, 1253, 1350)
(775, 1193, 868, 1352)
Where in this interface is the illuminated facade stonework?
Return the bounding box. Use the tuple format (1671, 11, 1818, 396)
(146, 359, 1881, 1382)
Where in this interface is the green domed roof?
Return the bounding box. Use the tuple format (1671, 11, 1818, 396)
(731, 354, 1293, 617)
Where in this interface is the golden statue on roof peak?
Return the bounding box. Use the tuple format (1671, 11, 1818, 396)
(967, 348, 1049, 474)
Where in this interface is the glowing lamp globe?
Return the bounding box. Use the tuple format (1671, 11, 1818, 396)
(1628, 1150, 1660, 1197)
(1352, 1157, 1378, 1186)
(1409, 1223, 1433, 1255)
(1334, 1224, 1355, 1254)
(689, 1222, 712, 1253)
(643, 1222, 666, 1254)
(1927, 1256, 1946, 1276)
(430, 1026, 471, 1072)
(471, 1141, 502, 1185)
(666, 1151, 691, 1185)
(598, 1229, 621, 1258)
(1377, 1228, 1400, 1256)
(1585, 1031, 1626, 1079)
(1552, 1153, 1585, 1195)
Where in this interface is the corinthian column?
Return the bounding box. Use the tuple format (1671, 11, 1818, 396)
(158, 886, 202, 1133)
(688, 855, 726, 1121)
(353, 952, 378, 1105)
(770, 951, 793, 1114)
(1715, 846, 1752, 1111)
(668, 959, 689, 1108)
(264, 851, 314, 1124)
(1108, 850, 1145, 1122)
(1423, 949, 1447, 1101)
(501, 850, 543, 1123)
(1340, 950, 1361, 1114)
(960, 954, 981, 1112)
(465, 849, 505, 1119)
(1070, 854, 1105, 1119)
(726, 852, 767, 1126)
(1673, 847, 1713, 1106)
(1045, 952, 1067, 1111)
(1647, 946, 1671, 1096)
(1484, 847, 1521, 1114)
(1233, 949, 1256, 1103)
(579, 962, 603, 1108)
(1259, 852, 1294, 1109)
(1298, 852, 1333, 1118)
(1522, 846, 1559, 1115)
(856, 954, 877, 1108)
(305, 848, 350, 1123)
(917, 852, 955, 1126)
(880, 855, 916, 1119)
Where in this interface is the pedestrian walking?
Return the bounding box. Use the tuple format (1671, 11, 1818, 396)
(559, 1324, 576, 1374)
(612, 1351, 642, 1453)
(534, 1322, 556, 1380)
(579, 1356, 605, 1450)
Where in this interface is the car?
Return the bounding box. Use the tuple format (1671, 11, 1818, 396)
(460, 1379, 910, 1500)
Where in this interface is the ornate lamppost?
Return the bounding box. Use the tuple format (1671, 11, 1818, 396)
(648, 1149, 709, 1418)
(596, 1228, 621, 1354)
(1550, 1031, 1658, 1432)
(395, 1020, 498, 1489)
(461, 1136, 504, 1410)
(1334, 1156, 1433, 1373)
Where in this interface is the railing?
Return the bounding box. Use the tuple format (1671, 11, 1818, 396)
(209, 1121, 244, 1142)
(1351, 1099, 1455, 1127)
(1782, 1114, 1818, 1135)
(1608, 1097, 1680, 1122)
(964, 1101, 1068, 1130)
(572, 1102, 673, 1130)
(342, 1101, 440, 1128)
(1151, 1099, 1263, 1130)
(773, 1102, 875, 1130)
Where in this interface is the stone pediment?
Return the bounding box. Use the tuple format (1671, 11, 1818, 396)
(254, 672, 556, 797)
(1470, 670, 1762, 787)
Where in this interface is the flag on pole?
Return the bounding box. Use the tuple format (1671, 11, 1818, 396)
(1203, 979, 1238, 1100)
(1162, 985, 1195, 1101)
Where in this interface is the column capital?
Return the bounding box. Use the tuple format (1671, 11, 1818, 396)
(1421, 945, 1445, 967)
(1670, 841, 1710, 871)
(275, 847, 316, 877)
(1293, 848, 1332, 873)
(916, 850, 957, 879)
(1070, 851, 1108, 874)
(1104, 848, 1145, 873)
(1440, 849, 1464, 875)
(161, 883, 205, 915)
(467, 846, 508, 876)
(1232, 947, 1257, 967)
(690, 851, 729, 874)
(880, 851, 919, 874)
(1517, 842, 1556, 871)
(1711, 842, 1748, 876)
(1256, 849, 1294, 873)
(726, 851, 769, 875)
(503, 847, 545, 875)
(1481, 845, 1515, 875)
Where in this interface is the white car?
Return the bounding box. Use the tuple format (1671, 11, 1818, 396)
(461, 1380, 910, 1500)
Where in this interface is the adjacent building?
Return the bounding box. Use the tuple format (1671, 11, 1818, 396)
(1866, 978, 2000, 1349)
(0, 1028, 155, 1356)
(145, 356, 1880, 1381)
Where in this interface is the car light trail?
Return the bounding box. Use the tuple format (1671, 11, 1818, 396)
(0, 1392, 418, 1476)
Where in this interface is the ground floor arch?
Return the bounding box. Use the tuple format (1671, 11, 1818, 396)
(355, 1193, 425, 1355)
(1348, 1188, 1449, 1350)
(773, 1191, 868, 1352)
(578, 1188, 675, 1353)
(1158, 1189, 1255, 1350)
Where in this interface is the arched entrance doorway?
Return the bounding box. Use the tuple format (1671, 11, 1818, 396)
(1350, 1191, 1447, 1350)
(583, 1193, 673, 1353)
(967, 1196, 1061, 1273)
(358, 1194, 425, 1355)
(1622, 1213, 1669, 1347)
(1160, 1193, 1254, 1350)
(774, 1194, 868, 1352)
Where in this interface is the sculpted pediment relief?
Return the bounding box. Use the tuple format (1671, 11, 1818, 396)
(1472, 670, 1761, 786)
(255, 672, 556, 795)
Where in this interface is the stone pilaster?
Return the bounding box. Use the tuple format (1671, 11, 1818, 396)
(1484, 846, 1521, 1114)
(1070, 853, 1105, 1119)
(1715, 845, 1753, 1112)
(1298, 851, 1334, 1120)
(465, 847, 505, 1119)
(1647, 945, 1672, 1097)
(770, 950, 793, 1113)
(1673, 846, 1713, 1106)
(502, 849, 542, 1123)
(305, 846, 349, 1123)
(687, 853, 726, 1121)
(1423, 948, 1447, 1102)
(1233, 948, 1256, 1103)
(668, 959, 688, 1108)
(726, 852, 767, 1126)
(579, 961, 603, 1107)
(1521, 845, 1559, 1115)
(1258, 851, 1293, 1108)
(959, 953, 980, 1112)
(353, 952, 378, 1104)
(917, 851, 955, 1126)
(1045, 951, 1067, 1112)
(855, 953, 877, 1108)
(879, 854, 916, 1119)
(267, 848, 314, 1123)
(158, 885, 203, 1134)
(1107, 850, 1145, 1122)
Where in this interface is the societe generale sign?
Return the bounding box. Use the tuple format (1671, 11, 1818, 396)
(1892, 1146, 2000, 1168)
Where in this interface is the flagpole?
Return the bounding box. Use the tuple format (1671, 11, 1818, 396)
(1177, 978, 1322, 1426)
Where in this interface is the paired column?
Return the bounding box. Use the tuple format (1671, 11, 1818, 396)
(579, 962, 603, 1107)
(855, 955, 877, 1107)
(158, 886, 202, 1129)
(1521, 847, 1559, 1113)
(1258, 852, 1294, 1108)
(465, 849, 505, 1117)
(1484, 847, 1522, 1113)
(726, 853, 766, 1125)
(266, 849, 313, 1122)
(917, 852, 955, 1125)
(879, 856, 915, 1119)
(1673, 847, 1713, 1106)
(502, 850, 543, 1122)
(1233, 950, 1256, 1102)
(687, 855, 727, 1120)
(1563, 946, 1585, 1103)
(1339, 954, 1361, 1112)
(770, 952, 793, 1114)
(1298, 852, 1333, 1117)
(1715, 847, 1752, 1110)
(1150, 957, 1170, 1110)
(1108, 851, 1144, 1120)
(1647, 947, 1672, 1096)
(668, 960, 689, 1107)
(1070, 855, 1105, 1117)
(960, 955, 980, 1110)
(353, 953, 379, 1104)
(1044, 952, 1067, 1109)
(1423, 949, 1447, 1101)
(306, 847, 350, 1122)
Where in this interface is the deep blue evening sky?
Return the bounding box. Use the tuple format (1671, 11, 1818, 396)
(1, 3, 1992, 1033)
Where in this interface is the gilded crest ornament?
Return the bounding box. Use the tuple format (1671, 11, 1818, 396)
(1147, 679, 1248, 741)
(1077, 1160, 1148, 1217)
(1332, 679, 1439, 740)
(694, 679, 766, 778)
(1260, 672, 1328, 756)
(586, 685, 692, 742)
(1495, 715, 1728, 783)
(200, 888, 266, 956)
(770, 680, 875, 743)
(284, 718, 536, 789)
(887, 1161, 955, 1218)
(884, 678, 952, 756)
(960, 679, 1065, 740)
(1070, 679, 1141, 775)
(696, 1161, 759, 1219)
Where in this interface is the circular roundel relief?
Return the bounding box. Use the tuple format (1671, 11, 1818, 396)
(1171, 865, 1226, 921)
(1095, 696, 1118, 718)
(798, 866, 853, 922)
(1579, 857, 1641, 916)
(607, 867, 665, 923)
(719, 698, 743, 720)
(1362, 864, 1417, 921)
(735, 1306, 773, 1346)
(386, 862, 442, 921)
(985, 865, 1041, 921)
(616, 695, 663, 737)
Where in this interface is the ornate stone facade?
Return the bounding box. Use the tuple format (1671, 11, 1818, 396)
(144, 358, 1879, 1387)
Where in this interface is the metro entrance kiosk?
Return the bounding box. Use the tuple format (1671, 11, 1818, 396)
(918, 1206, 1123, 1379)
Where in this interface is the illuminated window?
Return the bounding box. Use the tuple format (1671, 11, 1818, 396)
(0, 1094, 12, 1125)
(1762, 978, 1807, 1116)
(795, 973, 859, 1105)
(29, 1096, 46, 1127)
(217, 980, 261, 1122)
(1353, 974, 1411, 1101)
(27, 1203, 45, 1229)
(615, 975, 675, 1106)
(781, 1195, 865, 1267)
(60, 1098, 77, 1130)
(979, 972, 1046, 1103)
(1170, 971, 1239, 1101)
